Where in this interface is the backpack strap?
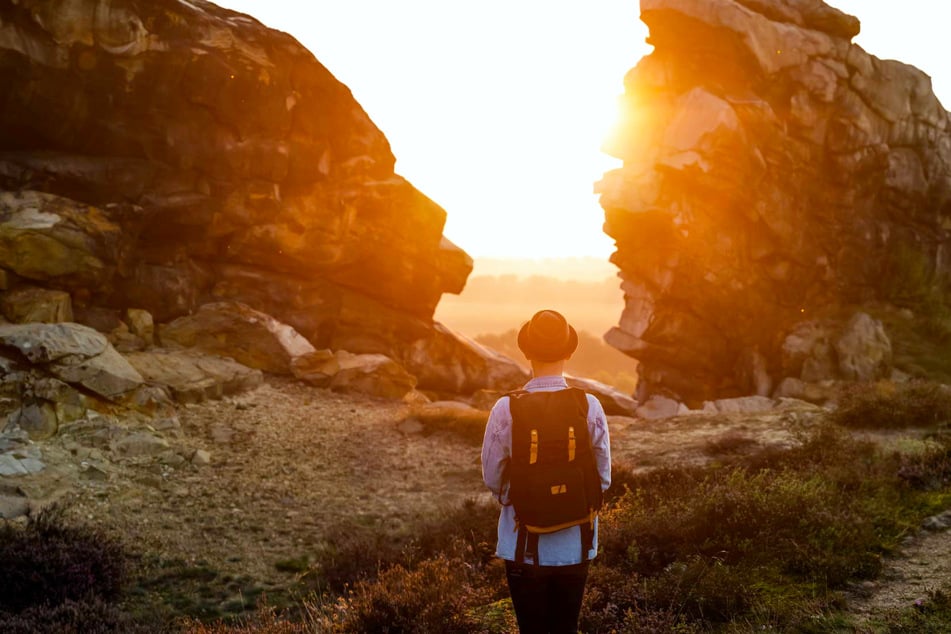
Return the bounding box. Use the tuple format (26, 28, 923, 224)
(514, 524, 541, 567)
(580, 517, 595, 563)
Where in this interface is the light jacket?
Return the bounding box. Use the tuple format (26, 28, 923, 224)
(481, 375, 612, 565)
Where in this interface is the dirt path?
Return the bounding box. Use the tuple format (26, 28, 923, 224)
(847, 519, 951, 629)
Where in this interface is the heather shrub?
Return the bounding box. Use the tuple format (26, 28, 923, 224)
(182, 602, 310, 634)
(0, 596, 148, 634)
(323, 556, 484, 633)
(595, 422, 941, 626)
(0, 506, 126, 614)
(314, 499, 498, 592)
(832, 380, 951, 429)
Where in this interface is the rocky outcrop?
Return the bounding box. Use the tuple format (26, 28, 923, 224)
(124, 349, 263, 404)
(159, 301, 317, 375)
(599, 0, 951, 404)
(0, 0, 471, 364)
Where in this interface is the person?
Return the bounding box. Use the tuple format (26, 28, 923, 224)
(481, 309, 612, 633)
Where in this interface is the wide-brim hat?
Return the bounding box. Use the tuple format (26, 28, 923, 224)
(517, 309, 578, 362)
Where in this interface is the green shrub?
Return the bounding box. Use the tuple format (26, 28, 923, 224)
(594, 422, 943, 626)
(832, 381, 951, 429)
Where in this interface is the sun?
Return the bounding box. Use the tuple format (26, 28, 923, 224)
(216, 0, 647, 259)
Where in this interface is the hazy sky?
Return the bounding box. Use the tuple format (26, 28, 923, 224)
(216, 1, 951, 259)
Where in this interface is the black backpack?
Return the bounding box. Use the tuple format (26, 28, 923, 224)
(508, 388, 603, 564)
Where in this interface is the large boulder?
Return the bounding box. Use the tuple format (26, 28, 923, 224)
(0, 322, 143, 400)
(403, 323, 530, 395)
(124, 348, 263, 404)
(329, 351, 417, 400)
(0, 190, 132, 290)
(0, 0, 471, 357)
(0, 286, 73, 324)
(566, 375, 638, 416)
(159, 301, 317, 375)
(600, 0, 951, 403)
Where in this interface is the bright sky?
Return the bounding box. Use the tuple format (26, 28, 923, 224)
(216, 1, 950, 259)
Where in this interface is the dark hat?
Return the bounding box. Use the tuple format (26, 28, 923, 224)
(517, 310, 578, 362)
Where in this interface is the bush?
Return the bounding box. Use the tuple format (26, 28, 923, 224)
(313, 499, 498, 593)
(0, 596, 150, 634)
(832, 381, 951, 429)
(0, 506, 127, 614)
(325, 556, 484, 633)
(181, 602, 310, 634)
(594, 422, 942, 626)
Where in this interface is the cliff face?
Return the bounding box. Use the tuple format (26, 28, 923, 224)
(599, 0, 951, 403)
(0, 0, 471, 357)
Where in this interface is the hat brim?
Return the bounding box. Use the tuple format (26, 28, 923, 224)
(517, 321, 578, 362)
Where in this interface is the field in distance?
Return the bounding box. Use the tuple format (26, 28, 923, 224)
(434, 257, 637, 391)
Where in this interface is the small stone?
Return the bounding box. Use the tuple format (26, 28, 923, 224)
(191, 449, 211, 466)
(111, 431, 170, 457)
(0, 495, 30, 519)
(922, 511, 951, 532)
(0, 455, 26, 476)
(80, 462, 110, 481)
(159, 451, 187, 466)
(397, 417, 425, 435)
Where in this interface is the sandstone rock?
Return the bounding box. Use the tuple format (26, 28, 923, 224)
(159, 301, 316, 375)
(0, 449, 45, 476)
(12, 402, 59, 440)
(109, 322, 148, 353)
(601, 0, 951, 402)
(403, 323, 529, 394)
(703, 395, 777, 415)
(72, 305, 124, 334)
(0, 0, 471, 360)
(0, 286, 73, 323)
(191, 449, 212, 467)
(780, 312, 892, 385)
(782, 320, 836, 382)
(330, 351, 417, 400)
(773, 376, 837, 404)
(111, 431, 170, 458)
(124, 348, 263, 404)
(49, 344, 144, 400)
(0, 322, 143, 399)
(566, 375, 637, 416)
(922, 510, 951, 532)
(126, 308, 154, 345)
(0, 321, 107, 363)
(635, 395, 688, 420)
(0, 494, 30, 519)
(834, 312, 891, 381)
(0, 190, 128, 289)
(290, 349, 338, 387)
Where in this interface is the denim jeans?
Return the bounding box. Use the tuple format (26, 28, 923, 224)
(504, 560, 590, 634)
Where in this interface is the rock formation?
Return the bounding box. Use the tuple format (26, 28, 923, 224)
(599, 0, 951, 404)
(0, 0, 472, 372)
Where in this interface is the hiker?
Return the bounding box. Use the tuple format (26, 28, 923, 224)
(481, 309, 611, 634)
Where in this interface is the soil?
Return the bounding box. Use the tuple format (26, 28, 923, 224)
(9, 377, 951, 628)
